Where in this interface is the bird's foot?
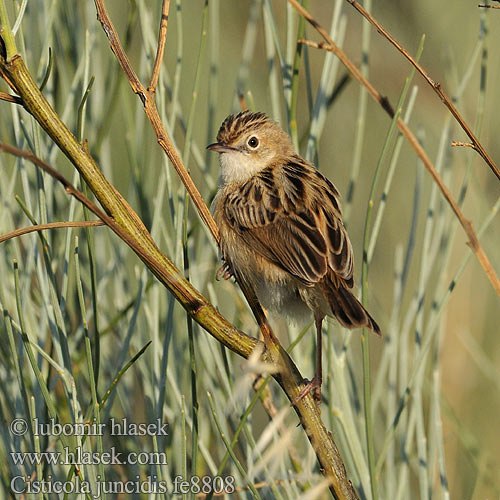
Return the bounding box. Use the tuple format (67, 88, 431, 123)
(216, 262, 234, 281)
(294, 375, 322, 405)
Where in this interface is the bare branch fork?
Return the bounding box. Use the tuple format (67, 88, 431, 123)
(0, 2, 359, 499)
(288, 0, 500, 298)
(345, 0, 500, 181)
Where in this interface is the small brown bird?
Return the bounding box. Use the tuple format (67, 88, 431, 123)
(208, 110, 380, 403)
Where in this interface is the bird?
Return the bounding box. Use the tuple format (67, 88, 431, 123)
(207, 110, 380, 403)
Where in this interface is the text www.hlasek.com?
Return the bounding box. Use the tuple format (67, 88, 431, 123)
(10, 447, 167, 466)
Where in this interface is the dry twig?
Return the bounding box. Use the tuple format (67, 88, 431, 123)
(290, 0, 500, 297)
(451, 141, 478, 151)
(0, 143, 161, 274)
(346, 0, 500, 181)
(0, 142, 109, 221)
(93, 0, 219, 242)
(0, 90, 21, 103)
(93, 0, 284, 344)
(0, 220, 104, 244)
(148, 0, 170, 93)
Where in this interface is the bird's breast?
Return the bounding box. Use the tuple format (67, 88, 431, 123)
(213, 192, 311, 321)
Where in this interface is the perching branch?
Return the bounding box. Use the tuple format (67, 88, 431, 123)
(289, 0, 500, 298)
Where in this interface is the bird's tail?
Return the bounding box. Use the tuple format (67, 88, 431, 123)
(320, 279, 381, 335)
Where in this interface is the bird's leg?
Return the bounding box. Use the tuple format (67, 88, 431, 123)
(312, 314, 323, 403)
(216, 260, 234, 281)
(294, 314, 324, 405)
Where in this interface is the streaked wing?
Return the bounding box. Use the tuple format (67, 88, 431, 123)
(224, 158, 354, 286)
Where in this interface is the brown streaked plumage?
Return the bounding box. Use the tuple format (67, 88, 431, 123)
(208, 110, 380, 403)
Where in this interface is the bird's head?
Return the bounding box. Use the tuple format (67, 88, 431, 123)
(207, 110, 294, 184)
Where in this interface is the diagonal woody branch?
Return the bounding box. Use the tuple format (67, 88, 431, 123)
(346, 0, 500, 182)
(289, 0, 500, 298)
(93, 0, 219, 243)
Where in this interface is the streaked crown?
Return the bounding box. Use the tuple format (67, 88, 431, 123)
(216, 110, 270, 145)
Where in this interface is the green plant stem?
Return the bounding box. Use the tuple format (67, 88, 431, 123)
(207, 392, 263, 500)
(183, 211, 199, 497)
(344, 0, 371, 222)
(29, 396, 42, 500)
(74, 236, 106, 487)
(77, 75, 101, 400)
(179, 7, 208, 483)
(13, 261, 92, 500)
(182, 0, 208, 167)
(64, 341, 152, 486)
(360, 77, 408, 500)
(289, 0, 308, 149)
(0, 0, 17, 60)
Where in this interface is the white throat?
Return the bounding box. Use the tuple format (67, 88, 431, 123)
(219, 151, 266, 185)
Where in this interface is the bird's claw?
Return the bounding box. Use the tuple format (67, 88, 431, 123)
(293, 375, 322, 406)
(216, 262, 234, 281)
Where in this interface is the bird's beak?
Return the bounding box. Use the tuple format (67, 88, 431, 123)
(206, 142, 237, 153)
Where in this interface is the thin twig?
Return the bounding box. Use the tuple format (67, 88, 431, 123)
(238, 92, 248, 111)
(0, 220, 104, 244)
(0, 142, 109, 221)
(0, 140, 258, 359)
(345, 0, 500, 181)
(478, 4, 500, 8)
(0, 90, 21, 103)
(93, 0, 219, 242)
(451, 141, 478, 151)
(289, 2, 500, 297)
(148, 0, 170, 93)
(0, 144, 152, 263)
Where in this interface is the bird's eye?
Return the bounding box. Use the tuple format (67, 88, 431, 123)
(247, 136, 259, 149)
